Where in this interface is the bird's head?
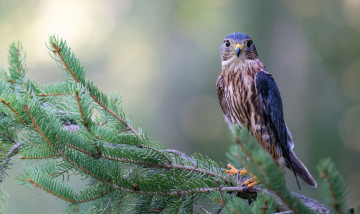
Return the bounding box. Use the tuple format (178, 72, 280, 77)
(220, 33, 258, 66)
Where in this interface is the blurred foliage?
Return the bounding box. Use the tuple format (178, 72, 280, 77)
(0, 0, 360, 213)
(0, 142, 12, 162)
(317, 158, 349, 213)
(0, 113, 17, 161)
(0, 186, 8, 214)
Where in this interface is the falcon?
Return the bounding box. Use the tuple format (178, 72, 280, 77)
(217, 32, 317, 189)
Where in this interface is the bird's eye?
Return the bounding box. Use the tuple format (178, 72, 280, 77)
(224, 40, 231, 47)
(246, 40, 252, 48)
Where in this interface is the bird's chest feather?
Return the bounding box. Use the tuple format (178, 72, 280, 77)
(223, 71, 260, 131)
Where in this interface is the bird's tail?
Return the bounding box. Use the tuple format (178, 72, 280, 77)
(288, 150, 317, 188)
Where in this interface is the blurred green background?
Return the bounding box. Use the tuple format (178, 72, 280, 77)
(1, 0, 360, 213)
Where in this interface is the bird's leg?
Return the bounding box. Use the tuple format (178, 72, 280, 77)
(225, 164, 247, 176)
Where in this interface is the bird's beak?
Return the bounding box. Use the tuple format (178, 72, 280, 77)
(234, 44, 243, 57)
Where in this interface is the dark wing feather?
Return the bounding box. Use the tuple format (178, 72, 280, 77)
(255, 71, 287, 149)
(255, 71, 301, 189)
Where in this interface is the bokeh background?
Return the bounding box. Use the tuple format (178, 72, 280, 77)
(1, 0, 360, 213)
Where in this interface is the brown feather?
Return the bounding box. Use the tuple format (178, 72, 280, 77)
(217, 59, 282, 161)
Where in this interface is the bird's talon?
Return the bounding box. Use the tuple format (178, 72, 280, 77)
(243, 178, 254, 186)
(247, 181, 258, 188)
(239, 168, 247, 176)
(243, 177, 258, 188)
(225, 164, 247, 176)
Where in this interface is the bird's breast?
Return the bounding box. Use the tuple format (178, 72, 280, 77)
(219, 59, 282, 160)
(223, 71, 258, 130)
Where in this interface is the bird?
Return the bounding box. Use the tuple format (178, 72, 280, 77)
(216, 32, 317, 189)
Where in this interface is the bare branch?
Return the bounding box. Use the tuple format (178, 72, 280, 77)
(0, 142, 22, 183)
(198, 205, 212, 214)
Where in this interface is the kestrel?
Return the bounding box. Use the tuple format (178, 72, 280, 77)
(217, 32, 317, 188)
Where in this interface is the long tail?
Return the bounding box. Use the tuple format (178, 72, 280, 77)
(288, 150, 317, 188)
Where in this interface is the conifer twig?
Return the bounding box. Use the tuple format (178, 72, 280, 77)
(91, 94, 142, 139)
(38, 93, 70, 97)
(25, 106, 53, 148)
(19, 155, 56, 160)
(0, 99, 26, 124)
(27, 179, 75, 202)
(14, 45, 27, 91)
(26, 179, 114, 203)
(75, 90, 91, 133)
(75, 90, 102, 156)
(118, 127, 130, 133)
(141, 145, 172, 165)
(6, 79, 15, 84)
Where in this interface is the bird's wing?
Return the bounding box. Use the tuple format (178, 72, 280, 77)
(216, 74, 227, 115)
(255, 71, 287, 149)
(255, 71, 302, 185)
(255, 71, 314, 189)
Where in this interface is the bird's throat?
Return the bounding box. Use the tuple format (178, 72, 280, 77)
(221, 57, 263, 75)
